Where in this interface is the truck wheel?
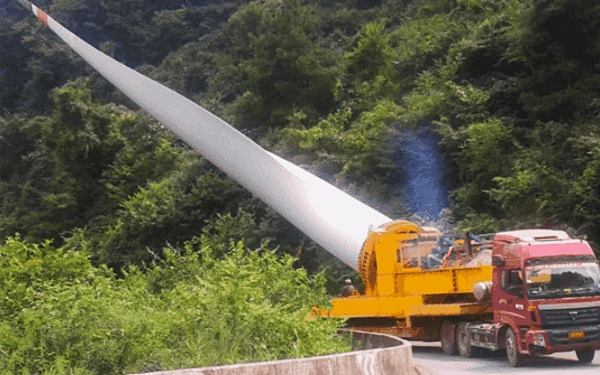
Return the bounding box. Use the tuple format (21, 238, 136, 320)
(505, 328, 523, 367)
(440, 320, 458, 355)
(575, 348, 595, 363)
(457, 322, 475, 358)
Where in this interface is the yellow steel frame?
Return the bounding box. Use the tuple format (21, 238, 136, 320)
(328, 220, 494, 339)
(329, 265, 493, 322)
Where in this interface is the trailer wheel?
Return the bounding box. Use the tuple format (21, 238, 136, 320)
(440, 320, 458, 355)
(575, 348, 595, 363)
(457, 322, 475, 358)
(505, 328, 523, 367)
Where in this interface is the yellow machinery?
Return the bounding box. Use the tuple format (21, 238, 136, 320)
(318, 220, 493, 341)
(319, 223, 600, 366)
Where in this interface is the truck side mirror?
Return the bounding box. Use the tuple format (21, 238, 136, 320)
(492, 255, 505, 267)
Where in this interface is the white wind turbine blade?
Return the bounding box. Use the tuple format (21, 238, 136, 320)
(16, 1, 391, 270)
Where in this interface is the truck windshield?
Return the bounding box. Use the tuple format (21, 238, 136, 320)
(525, 261, 600, 299)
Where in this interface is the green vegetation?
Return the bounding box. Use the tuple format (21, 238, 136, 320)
(0, 236, 347, 374)
(1, 0, 600, 372)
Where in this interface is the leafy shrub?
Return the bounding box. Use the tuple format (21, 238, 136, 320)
(0, 237, 349, 375)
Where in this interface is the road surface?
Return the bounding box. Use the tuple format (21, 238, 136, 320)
(411, 342, 599, 374)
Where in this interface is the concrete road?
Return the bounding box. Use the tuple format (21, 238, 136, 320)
(411, 342, 599, 375)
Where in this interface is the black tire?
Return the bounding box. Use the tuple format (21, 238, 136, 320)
(440, 320, 458, 355)
(505, 328, 523, 367)
(575, 348, 595, 363)
(457, 322, 476, 358)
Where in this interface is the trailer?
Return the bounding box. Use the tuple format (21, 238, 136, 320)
(315, 220, 600, 366)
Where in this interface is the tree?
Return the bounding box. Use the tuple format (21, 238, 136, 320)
(450, 119, 514, 220)
(345, 19, 394, 83)
(0, 80, 124, 242)
(502, 0, 600, 123)
(226, 0, 342, 128)
(573, 145, 600, 246)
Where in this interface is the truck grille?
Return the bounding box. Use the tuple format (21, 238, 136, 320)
(547, 326, 600, 347)
(539, 306, 600, 328)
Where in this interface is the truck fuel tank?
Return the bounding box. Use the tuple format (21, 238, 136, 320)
(474, 281, 493, 302)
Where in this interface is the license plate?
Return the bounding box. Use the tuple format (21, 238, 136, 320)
(569, 331, 585, 339)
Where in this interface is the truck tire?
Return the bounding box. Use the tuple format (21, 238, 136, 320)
(440, 320, 458, 355)
(505, 328, 523, 367)
(575, 348, 595, 363)
(457, 322, 476, 358)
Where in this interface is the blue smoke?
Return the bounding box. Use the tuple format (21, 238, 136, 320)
(398, 127, 448, 221)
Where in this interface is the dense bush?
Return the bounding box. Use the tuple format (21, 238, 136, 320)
(0, 236, 348, 375)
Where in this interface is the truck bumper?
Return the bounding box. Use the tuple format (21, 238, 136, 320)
(526, 325, 600, 355)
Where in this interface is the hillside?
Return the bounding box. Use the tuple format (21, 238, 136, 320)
(1, 0, 599, 372)
(3, 0, 599, 254)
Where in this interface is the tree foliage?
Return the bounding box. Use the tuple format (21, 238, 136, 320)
(0, 236, 348, 375)
(225, 0, 342, 128)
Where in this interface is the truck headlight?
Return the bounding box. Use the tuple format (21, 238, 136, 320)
(532, 334, 546, 347)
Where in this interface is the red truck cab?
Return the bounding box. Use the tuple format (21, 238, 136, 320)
(469, 229, 600, 366)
